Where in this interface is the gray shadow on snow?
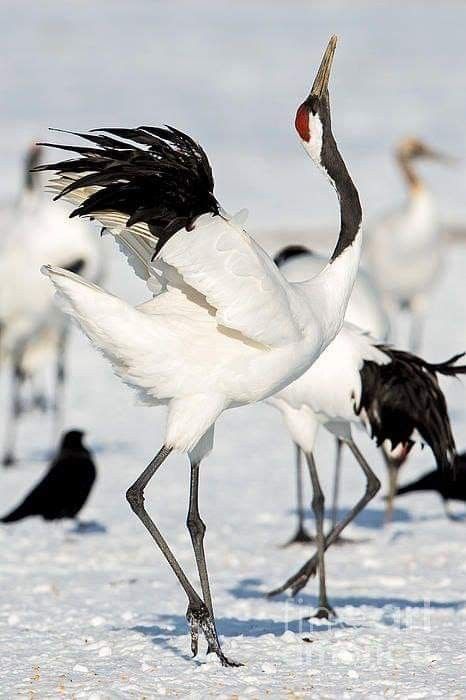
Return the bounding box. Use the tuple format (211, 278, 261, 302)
(294, 505, 412, 529)
(131, 612, 353, 650)
(230, 578, 466, 612)
(334, 504, 412, 528)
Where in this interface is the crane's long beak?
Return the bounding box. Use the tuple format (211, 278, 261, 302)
(310, 35, 338, 98)
(426, 148, 458, 165)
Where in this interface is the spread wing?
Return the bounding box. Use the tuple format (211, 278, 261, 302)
(38, 126, 306, 348)
(155, 212, 305, 347)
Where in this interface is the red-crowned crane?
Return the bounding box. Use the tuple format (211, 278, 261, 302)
(38, 36, 364, 665)
(273, 245, 390, 543)
(267, 324, 464, 613)
(366, 137, 451, 353)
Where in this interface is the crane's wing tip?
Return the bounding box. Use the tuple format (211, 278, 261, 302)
(41, 264, 53, 277)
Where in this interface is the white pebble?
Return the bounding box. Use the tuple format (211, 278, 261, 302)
(335, 649, 354, 664)
(8, 614, 19, 626)
(73, 664, 89, 673)
(348, 669, 359, 679)
(98, 646, 112, 657)
(281, 630, 297, 644)
(91, 616, 105, 627)
(261, 662, 276, 674)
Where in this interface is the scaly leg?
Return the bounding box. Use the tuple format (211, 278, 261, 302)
(187, 460, 224, 656)
(54, 326, 68, 440)
(408, 295, 427, 354)
(126, 445, 240, 667)
(283, 444, 315, 546)
(384, 460, 399, 525)
(268, 438, 380, 597)
(306, 452, 335, 618)
(331, 438, 343, 530)
(2, 358, 25, 467)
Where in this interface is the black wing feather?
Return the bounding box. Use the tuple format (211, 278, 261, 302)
(35, 125, 220, 255)
(356, 347, 465, 474)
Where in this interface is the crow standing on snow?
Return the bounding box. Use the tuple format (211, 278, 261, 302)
(394, 452, 466, 521)
(1, 430, 96, 522)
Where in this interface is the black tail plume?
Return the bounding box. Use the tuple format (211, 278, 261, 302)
(34, 126, 220, 255)
(423, 352, 466, 377)
(357, 347, 458, 474)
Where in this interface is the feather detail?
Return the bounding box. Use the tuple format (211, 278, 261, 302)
(356, 346, 462, 473)
(35, 126, 220, 255)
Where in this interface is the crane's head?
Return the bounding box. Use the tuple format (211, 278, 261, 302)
(295, 35, 337, 165)
(397, 137, 452, 165)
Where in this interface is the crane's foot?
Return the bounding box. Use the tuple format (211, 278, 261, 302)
(2, 452, 16, 467)
(307, 602, 337, 620)
(281, 525, 316, 547)
(186, 603, 243, 668)
(268, 555, 318, 598)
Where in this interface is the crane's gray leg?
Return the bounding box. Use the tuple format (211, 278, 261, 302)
(331, 438, 343, 530)
(126, 445, 240, 667)
(268, 438, 380, 597)
(53, 326, 68, 440)
(384, 459, 399, 525)
(283, 444, 315, 546)
(329, 439, 354, 544)
(305, 452, 335, 618)
(2, 358, 25, 467)
(408, 295, 426, 354)
(187, 460, 226, 657)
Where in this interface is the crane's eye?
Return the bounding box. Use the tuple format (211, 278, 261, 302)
(295, 103, 310, 142)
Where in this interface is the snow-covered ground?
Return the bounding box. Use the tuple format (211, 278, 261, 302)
(2, 1, 466, 697)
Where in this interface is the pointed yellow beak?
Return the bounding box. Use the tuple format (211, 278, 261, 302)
(310, 35, 338, 98)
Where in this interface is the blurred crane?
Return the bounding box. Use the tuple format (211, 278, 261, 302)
(366, 137, 452, 352)
(0, 145, 104, 466)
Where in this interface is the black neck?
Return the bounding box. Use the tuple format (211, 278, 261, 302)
(320, 125, 362, 261)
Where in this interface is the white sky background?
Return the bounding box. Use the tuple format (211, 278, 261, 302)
(1, 0, 465, 232)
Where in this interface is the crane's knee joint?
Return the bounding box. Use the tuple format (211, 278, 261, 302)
(126, 484, 144, 512)
(187, 515, 206, 542)
(312, 492, 324, 511)
(366, 475, 381, 500)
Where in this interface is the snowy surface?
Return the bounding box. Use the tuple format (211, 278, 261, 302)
(2, 0, 466, 697)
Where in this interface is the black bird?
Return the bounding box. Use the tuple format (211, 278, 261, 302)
(394, 454, 466, 520)
(1, 431, 96, 522)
